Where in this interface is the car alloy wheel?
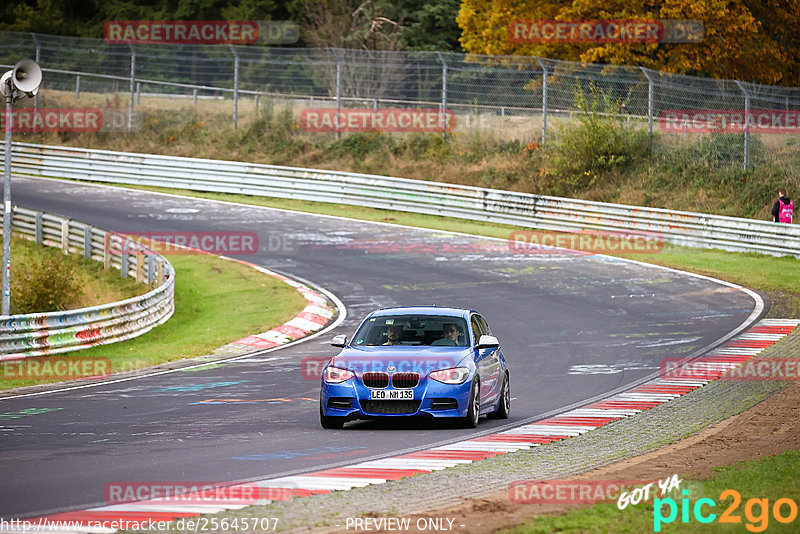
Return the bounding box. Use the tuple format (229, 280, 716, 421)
(487, 372, 510, 419)
(463, 378, 480, 428)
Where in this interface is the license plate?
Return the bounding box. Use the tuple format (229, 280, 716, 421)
(369, 389, 414, 400)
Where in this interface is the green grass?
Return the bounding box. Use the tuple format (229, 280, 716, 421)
(1, 253, 307, 390)
(503, 450, 800, 533)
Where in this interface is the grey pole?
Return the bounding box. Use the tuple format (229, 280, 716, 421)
(2, 92, 13, 315)
(436, 51, 448, 138)
(229, 44, 240, 130)
(640, 67, 654, 158)
(735, 80, 750, 170)
(128, 44, 136, 131)
(536, 58, 548, 144)
(331, 48, 341, 139)
(31, 33, 40, 111)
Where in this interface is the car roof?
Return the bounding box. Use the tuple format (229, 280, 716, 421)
(369, 306, 471, 318)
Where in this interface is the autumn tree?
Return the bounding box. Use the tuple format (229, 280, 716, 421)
(457, 0, 799, 86)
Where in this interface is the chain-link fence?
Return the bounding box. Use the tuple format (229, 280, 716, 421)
(2, 30, 800, 172)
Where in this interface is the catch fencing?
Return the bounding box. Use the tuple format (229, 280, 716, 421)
(2, 31, 800, 170)
(0, 204, 175, 359)
(4, 142, 799, 258)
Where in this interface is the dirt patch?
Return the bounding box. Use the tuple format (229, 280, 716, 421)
(383, 381, 800, 533)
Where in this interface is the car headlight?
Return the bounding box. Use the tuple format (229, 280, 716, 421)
(429, 367, 470, 384)
(324, 366, 355, 383)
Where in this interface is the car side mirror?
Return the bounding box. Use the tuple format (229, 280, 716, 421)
(331, 334, 347, 348)
(476, 335, 499, 349)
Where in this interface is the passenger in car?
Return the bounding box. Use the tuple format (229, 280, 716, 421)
(383, 325, 404, 345)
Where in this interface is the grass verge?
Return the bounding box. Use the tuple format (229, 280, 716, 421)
(503, 450, 800, 534)
(1, 252, 307, 391)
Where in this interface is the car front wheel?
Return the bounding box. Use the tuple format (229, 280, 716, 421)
(462, 378, 480, 428)
(320, 401, 345, 429)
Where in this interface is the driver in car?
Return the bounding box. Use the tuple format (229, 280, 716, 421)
(432, 323, 459, 346)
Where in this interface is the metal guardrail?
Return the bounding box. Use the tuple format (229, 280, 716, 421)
(0, 204, 175, 359)
(3, 141, 799, 258)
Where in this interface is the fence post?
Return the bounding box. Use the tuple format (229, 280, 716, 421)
(147, 255, 155, 284)
(30, 33, 41, 111)
(254, 94, 259, 116)
(735, 80, 750, 170)
(34, 212, 42, 245)
(83, 226, 91, 259)
(136, 253, 144, 283)
(128, 44, 136, 131)
(75, 75, 81, 99)
(536, 58, 548, 144)
(136, 82, 141, 105)
(436, 51, 448, 139)
(229, 44, 240, 130)
(156, 260, 164, 286)
(192, 88, 198, 105)
(640, 67, 654, 158)
(331, 48, 342, 139)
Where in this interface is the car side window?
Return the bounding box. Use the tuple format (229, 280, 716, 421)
(471, 315, 485, 345)
(476, 315, 491, 336)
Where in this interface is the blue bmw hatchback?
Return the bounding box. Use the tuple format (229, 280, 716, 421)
(319, 306, 510, 429)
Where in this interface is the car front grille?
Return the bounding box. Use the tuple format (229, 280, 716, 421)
(391, 372, 420, 389)
(362, 372, 389, 388)
(360, 400, 421, 414)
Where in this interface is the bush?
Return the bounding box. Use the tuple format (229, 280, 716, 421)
(550, 85, 649, 190)
(13, 247, 82, 314)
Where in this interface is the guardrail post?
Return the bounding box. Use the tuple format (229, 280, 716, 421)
(75, 75, 81, 99)
(83, 226, 91, 259)
(331, 48, 341, 139)
(735, 80, 750, 170)
(229, 44, 240, 130)
(640, 67, 654, 158)
(31, 33, 41, 111)
(536, 58, 548, 144)
(128, 44, 136, 131)
(136, 253, 144, 283)
(121, 251, 129, 279)
(147, 255, 155, 284)
(436, 51, 448, 139)
(34, 212, 42, 245)
(103, 232, 111, 270)
(61, 219, 70, 255)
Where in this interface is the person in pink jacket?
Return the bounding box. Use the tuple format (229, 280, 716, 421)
(772, 188, 793, 223)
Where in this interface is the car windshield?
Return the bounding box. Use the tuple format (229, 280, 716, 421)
(352, 314, 469, 347)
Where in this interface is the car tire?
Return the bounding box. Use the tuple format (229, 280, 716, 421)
(319, 402, 345, 429)
(487, 372, 510, 419)
(462, 378, 480, 428)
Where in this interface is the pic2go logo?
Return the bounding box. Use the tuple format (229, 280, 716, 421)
(654, 489, 799, 532)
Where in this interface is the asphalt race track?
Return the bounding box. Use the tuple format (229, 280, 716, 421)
(0, 176, 759, 518)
